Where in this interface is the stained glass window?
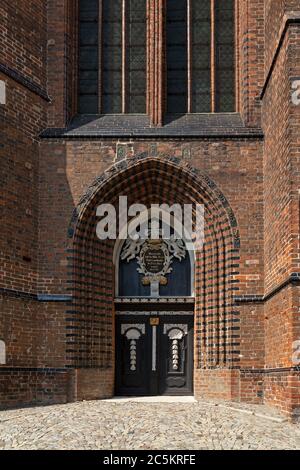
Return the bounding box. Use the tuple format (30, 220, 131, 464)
(166, 0, 188, 114)
(102, 0, 122, 113)
(78, 1, 235, 116)
(191, 0, 211, 113)
(78, 0, 99, 114)
(166, 0, 235, 114)
(79, 0, 146, 114)
(215, 0, 235, 112)
(127, 0, 147, 113)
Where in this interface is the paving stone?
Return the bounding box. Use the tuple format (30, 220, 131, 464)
(0, 400, 299, 450)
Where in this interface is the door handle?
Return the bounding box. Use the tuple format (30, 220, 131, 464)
(152, 325, 157, 371)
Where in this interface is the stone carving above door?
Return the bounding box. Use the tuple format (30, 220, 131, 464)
(121, 237, 186, 286)
(163, 324, 188, 337)
(121, 324, 146, 337)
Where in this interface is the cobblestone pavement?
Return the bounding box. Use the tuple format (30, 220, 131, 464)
(0, 399, 300, 450)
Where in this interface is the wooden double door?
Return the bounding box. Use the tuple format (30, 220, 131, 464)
(115, 313, 194, 396)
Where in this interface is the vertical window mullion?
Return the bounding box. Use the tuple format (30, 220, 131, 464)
(122, 0, 127, 113)
(235, 0, 239, 112)
(166, 0, 188, 114)
(128, 0, 147, 114)
(147, 0, 164, 125)
(98, 0, 103, 113)
(78, 0, 99, 114)
(215, 0, 235, 112)
(191, 0, 211, 113)
(210, 0, 216, 113)
(187, 0, 192, 113)
(102, 0, 122, 114)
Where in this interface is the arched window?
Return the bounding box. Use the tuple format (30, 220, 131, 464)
(78, 0, 235, 117)
(166, 0, 235, 113)
(78, 0, 147, 114)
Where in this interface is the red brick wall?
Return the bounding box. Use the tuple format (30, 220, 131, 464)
(288, 23, 300, 420)
(38, 139, 264, 403)
(238, 0, 265, 126)
(263, 1, 300, 291)
(0, 0, 47, 88)
(0, 0, 50, 409)
(240, 371, 264, 404)
(239, 304, 265, 369)
(75, 369, 114, 402)
(265, 1, 300, 75)
(1, 1, 300, 418)
(264, 0, 286, 74)
(47, 0, 78, 127)
(262, 2, 300, 418)
(263, 32, 294, 293)
(0, 294, 66, 364)
(0, 0, 47, 294)
(0, 369, 72, 410)
(0, 77, 46, 293)
(194, 369, 240, 401)
(265, 288, 294, 369)
(264, 372, 300, 421)
(38, 139, 263, 297)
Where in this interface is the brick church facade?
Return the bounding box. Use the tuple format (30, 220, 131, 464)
(1, 0, 300, 420)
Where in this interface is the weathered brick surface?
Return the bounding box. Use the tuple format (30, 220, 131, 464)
(47, 0, 78, 127)
(0, 293, 67, 367)
(75, 369, 114, 402)
(262, 1, 300, 417)
(0, 369, 72, 410)
(0, 0, 47, 296)
(38, 139, 264, 296)
(0, 76, 46, 293)
(264, 371, 300, 421)
(238, 0, 265, 126)
(0, 0, 47, 88)
(1, 1, 300, 419)
(194, 369, 240, 401)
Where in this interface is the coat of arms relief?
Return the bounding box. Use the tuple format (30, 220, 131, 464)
(121, 236, 187, 287)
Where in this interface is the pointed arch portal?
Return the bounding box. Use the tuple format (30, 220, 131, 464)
(69, 153, 240, 398)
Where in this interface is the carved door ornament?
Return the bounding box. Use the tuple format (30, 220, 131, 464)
(121, 236, 186, 287)
(163, 324, 188, 371)
(116, 316, 193, 395)
(121, 324, 145, 372)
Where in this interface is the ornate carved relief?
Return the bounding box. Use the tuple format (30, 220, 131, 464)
(121, 237, 187, 286)
(163, 324, 188, 371)
(163, 324, 188, 336)
(121, 324, 145, 372)
(121, 324, 145, 337)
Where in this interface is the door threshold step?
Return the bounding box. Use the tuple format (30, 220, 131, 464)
(103, 396, 196, 403)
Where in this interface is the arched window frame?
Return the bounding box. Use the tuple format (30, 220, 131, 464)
(77, 0, 237, 123)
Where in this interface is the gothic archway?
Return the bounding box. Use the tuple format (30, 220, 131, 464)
(68, 153, 240, 398)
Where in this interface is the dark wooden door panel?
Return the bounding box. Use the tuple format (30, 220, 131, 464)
(115, 317, 150, 396)
(158, 316, 194, 396)
(115, 313, 194, 396)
